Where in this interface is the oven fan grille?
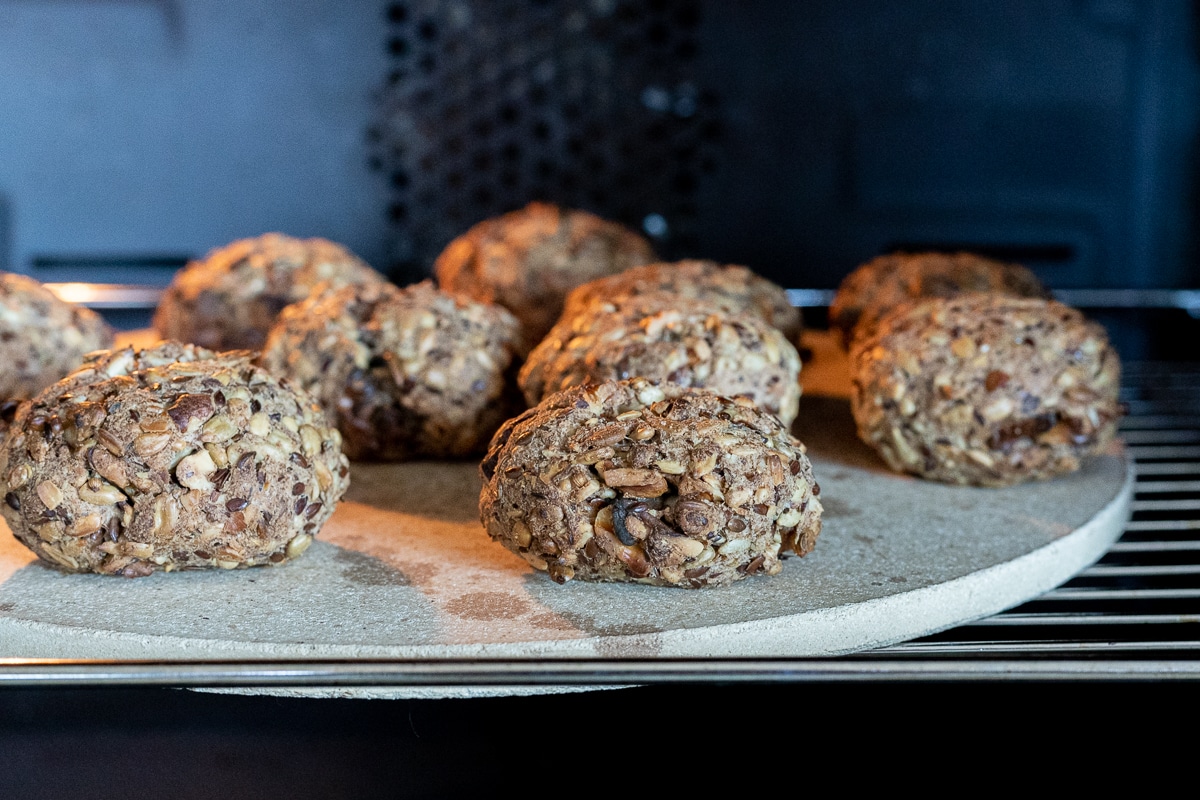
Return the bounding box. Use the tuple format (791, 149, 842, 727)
(369, 0, 721, 283)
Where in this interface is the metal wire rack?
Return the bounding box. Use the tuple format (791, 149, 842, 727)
(2, 284, 1198, 688)
(2, 337, 1197, 690)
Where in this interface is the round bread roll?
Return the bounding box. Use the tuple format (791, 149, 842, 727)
(433, 201, 656, 348)
(153, 233, 387, 351)
(0, 342, 350, 576)
(519, 293, 802, 427)
(258, 280, 523, 461)
(561, 259, 802, 343)
(0, 272, 115, 406)
(829, 251, 1049, 348)
(849, 295, 1122, 487)
(479, 378, 823, 587)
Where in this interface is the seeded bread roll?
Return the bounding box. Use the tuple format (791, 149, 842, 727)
(258, 280, 523, 461)
(0, 272, 115, 407)
(153, 233, 387, 351)
(0, 342, 350, 576)
(829, 251, 1050, 348)
(849, 295, 1122, 487)
(561, 259, 802, 343)
(479, 378, 823, 587)
(519, 293, 802, 427)
(433, 202, 656, 348)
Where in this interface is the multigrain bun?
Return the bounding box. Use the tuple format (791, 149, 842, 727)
(258, 280, 523, 461)
(849, 295, 1122, 486)
(561, 259, 801, 343)
(153, 233, 387, 351)
(0, 272, 114, 406)
(434, 202, 655, 348)
(830, 251, 1050, 348)
(479, 378, 822, 587)
(519, 292, 803, 427)
(0, 342, 349, 576)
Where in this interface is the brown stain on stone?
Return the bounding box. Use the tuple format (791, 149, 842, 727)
(445, 591, 532, 621)
(332, 549, 410, 587)
(555, 610, 662, 639)
(528, 611, 580, 632)
(400, 562, 439, 584)
(0, 602, 13, 613)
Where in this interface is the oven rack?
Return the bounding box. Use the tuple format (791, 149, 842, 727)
(1, 293, 1197, 689)
(1, 362, 1196, 690)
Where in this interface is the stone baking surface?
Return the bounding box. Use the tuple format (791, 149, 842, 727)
(0, 332, 1132, 685)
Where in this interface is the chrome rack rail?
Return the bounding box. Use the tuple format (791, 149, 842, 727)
(786, 287, 1200, 315)
(47, 284, 1200, 315)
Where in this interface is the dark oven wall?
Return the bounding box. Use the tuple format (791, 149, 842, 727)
(1, 0, 1198, 295)
(0, 0, 392, 284)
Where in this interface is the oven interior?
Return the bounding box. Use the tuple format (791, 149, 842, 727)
(1, 0, 1199, 736)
